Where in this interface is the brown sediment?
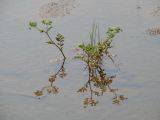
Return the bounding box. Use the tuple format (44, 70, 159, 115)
(39, 0, 76, 18)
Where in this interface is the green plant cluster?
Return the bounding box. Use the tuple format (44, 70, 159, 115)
(29, 20, 127, 107)
(75, 25, 127, 107)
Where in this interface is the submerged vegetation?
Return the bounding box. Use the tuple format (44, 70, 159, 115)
(75, 24, 127, 107)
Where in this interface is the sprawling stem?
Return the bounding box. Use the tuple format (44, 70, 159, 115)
(107, 85, 118, 101)
(45, 31, 66, 60)
(50, 58, 66, 87)
(88, 69, 93, 100)
(55, 59, 66, 76)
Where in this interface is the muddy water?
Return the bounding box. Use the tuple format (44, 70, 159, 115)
(0, 0, 160, 120)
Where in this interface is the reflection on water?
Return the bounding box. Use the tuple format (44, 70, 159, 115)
(34, 58, 66, 98)
(77, 74, 127, 108)
(1, 0, 160, 119)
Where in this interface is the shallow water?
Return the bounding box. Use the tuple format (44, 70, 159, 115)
(0, 0, 160, 120)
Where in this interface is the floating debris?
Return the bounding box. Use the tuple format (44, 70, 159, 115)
(136, 4, 141, 9)
(150, 6, 160, 16)
(146, 27, 160, 35)
(39, 0, 76, 18)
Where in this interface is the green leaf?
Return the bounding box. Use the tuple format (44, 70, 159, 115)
(46, 41, 54, 44)
(56, 33, 64, 42)
(47, 26, 53, 32)
(74, 55, 84, 60)
(107, 26, 122, 36)
(78, 43, 85, 49)
(42, 19, 52, 26)
(29, 21, 37, 27)
(39, 29, 45, 33)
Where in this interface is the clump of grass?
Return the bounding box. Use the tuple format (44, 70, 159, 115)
(75, 24, 127, 107)
(29, 19, 66, 59)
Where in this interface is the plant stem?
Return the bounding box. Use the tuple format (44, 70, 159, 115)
(45, 32, 66, 60)
(55, 58, 66, 76)
(87, 55, 93, 100)
(50, 58, 66, 87)
(107, 85, 118, 98)
(88, 71, 93, 100)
